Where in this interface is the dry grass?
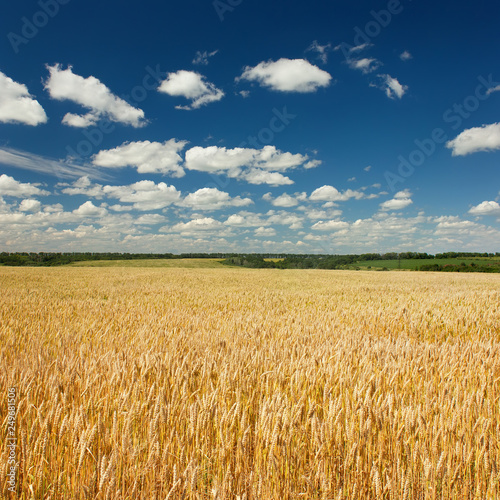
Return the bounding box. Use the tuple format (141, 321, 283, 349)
(1, 267, 500, 499)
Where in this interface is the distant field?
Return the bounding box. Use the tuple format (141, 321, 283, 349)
(355, 257, 500, 269)
(69, 258, 225, 268)
(2, 268, 500, 498)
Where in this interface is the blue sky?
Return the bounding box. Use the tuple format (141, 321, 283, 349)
(1, 0, 500, 253)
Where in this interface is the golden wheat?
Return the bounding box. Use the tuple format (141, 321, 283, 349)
(1, 266, 499, 499)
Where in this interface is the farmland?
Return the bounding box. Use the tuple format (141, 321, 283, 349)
(1, 266, 500, 498)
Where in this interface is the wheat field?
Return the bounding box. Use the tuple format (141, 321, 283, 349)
(1, 266, 500, 499)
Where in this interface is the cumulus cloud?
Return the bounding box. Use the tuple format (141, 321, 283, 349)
(192, 50, 219, 65)
(379, 190, 413, 211)
(0, 174, 49, 197)
(262, 192, 305, 208)
(18, 199, 42, 212)
(61, 177, 181, 211)
(255, 226, 276, 237)
(268, 193, 299, 208)
(311, 220, 349, 231)
(237, 58, 332, 93)
(158, 70, 224, 109)
(348, 58, 381, 74)
(446, 123, 500, 156)
(102, 181, 181, 211)
(243, 169, 293, 186)
(133, 214, 167, 225)
(400, 51, 413, 61)
(44, 64, 146, 127)
(468, 200, 500, 216)
(0, 72, 47, 126)
(73, 201, 108, 217)
(306, 41, 332, 64)
(309, 185, 364, 202)
(93, 140, 187, 176)
(224, 212, 267, 227)
(185, 145, 313, 185)
(59, 176, 105, 199)
(180, 187, 252, 211)
(169, 217, 223, 233)
(375, 74, 408, 99)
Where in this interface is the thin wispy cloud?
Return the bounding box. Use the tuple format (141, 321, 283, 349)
(0, 147, 111, 180)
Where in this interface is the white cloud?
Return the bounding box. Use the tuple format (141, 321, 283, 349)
(434, 220, 478, 233)
(180, 187, 252, 211)
(486, 85, 500, 96)
(469, 200, 500, 216)
(0, 71, 47, 126)
(93, 140, 187, 176)
(377, 74, 408, 99)
(0, 147, 109, 180)
(302, 208, 343, 220)
(134, 214, 167, 225)
(19, 199, 42, 212)
(73, 201, 108, 217)
(224, 212, 267, 227)
(304, 160, 322, 169)
(158, 70, 224, 109)
(311, 220, 349, 231)
(185, 146, 254, 174)
(347, 43, 373, 54)
(238, 58, 332, 93)
(306, 41, 332, 64)
(168, 217, 224, 234)
(185, 145, 312, 185)
(193, 50, 219, 66)
(43, 204, 64, 213)
(62, 178, 181, 211)
(309, 185, 364, 202)
(364, 165, 372, 172)
(266, 210, 304, 228)
(0, 174, 49, 197)
(446, 123, 500, 156)
(348, 58, 381, 74)
(60, 176, 105, 198)
(400, 51, 412, 61)
(243, 169, 293, 186)
(192, 50, 219, 65)
(62, 112, 99, 128)
(102, 181, 181, 211)
(255, 226, 276, 237)
(45, 64, 145, 127)
(380, 190, 413, 211)
(334, 42, 373, 55)
(109, 204, 133, 212)
(262, 192, 301, 207)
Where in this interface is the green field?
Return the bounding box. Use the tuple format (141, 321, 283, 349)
(69, 258, 225, 268)
(354, 257, 500, 270)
